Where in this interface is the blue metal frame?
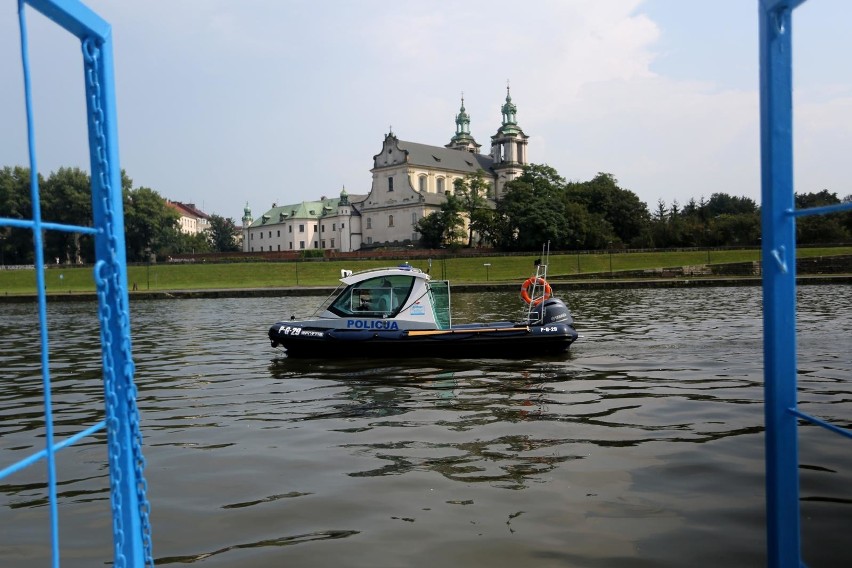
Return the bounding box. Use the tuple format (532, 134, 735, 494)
(0, 1, 151, 567)
(4, 1, 850, 567)
(759, 1, 852, 566)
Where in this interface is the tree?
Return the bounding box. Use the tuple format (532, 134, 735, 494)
(649, 199, 669, 247)
(158, 227, 209, 257)
(795, 189, 840, 209)
(843, 194, 852, 235)
(653, 199, 668, 222)
(709, 213, 761, 246)
(415, 212, 445, 249)
(441, 194, 466, 246)
(124, 186, 180, 261)
(794, 190, 849, 244)
(469, 207, 497, 247)
(565, 172, 649, 246)
(207, 215, 240, 252)
(453, 170, 491, 247)
(705, 193, 758, 217)
(496, 165, 571, 250)
(42, 167, 93, 264)
(0, 166, 36, 264)
(415, 194, 464, 248)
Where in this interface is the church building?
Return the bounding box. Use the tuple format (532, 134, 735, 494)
(243, 87, 529, 252)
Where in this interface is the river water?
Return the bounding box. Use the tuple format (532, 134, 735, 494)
(1, 285, 850, 567)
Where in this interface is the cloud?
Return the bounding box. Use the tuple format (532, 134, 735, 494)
(3, 0, 851, 219)
(796, 93, 852, 196)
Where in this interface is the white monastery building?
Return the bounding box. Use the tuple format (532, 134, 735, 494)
(243, 88, 529, 253)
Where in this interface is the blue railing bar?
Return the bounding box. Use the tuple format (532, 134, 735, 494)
(24, 0, 109, 41)
(18, 2, 60, 566)
(759, 0, 804, 565)
(786, 202, 852, 218)
(0, 217, 100, 235)
(788, 408, 852, 440)
(0, 420, 106, 480)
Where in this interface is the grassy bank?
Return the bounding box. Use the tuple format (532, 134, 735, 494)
(1, 247, 849, 295)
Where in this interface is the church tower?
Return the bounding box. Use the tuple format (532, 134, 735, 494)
(445, 95, 481, 153)
(241, 202, 253, 252)
(490, 85, 529, 198)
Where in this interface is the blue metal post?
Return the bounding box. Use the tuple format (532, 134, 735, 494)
(20, 1, 149, 566)
(83, 32, 146, 568)
(758, 1, 807, 565)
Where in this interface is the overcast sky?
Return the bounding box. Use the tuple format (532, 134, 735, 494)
(2, 0, 851, 221)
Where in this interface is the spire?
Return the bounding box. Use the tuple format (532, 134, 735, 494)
(501, 82, 518, 126)
(455, 93, 471, 135)
(446, 91, 481, 153)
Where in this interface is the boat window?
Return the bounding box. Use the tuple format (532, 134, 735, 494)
(328, 274, 416, 317)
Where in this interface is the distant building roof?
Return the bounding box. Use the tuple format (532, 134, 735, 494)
(395, 140, 494, 174)
(167, 201, 210, 219)
(250, 194, 367, 228)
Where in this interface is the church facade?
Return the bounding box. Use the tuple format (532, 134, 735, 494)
(243, 88, 529, 253)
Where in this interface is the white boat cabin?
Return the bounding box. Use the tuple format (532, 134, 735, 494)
(310, 265, 451, 330)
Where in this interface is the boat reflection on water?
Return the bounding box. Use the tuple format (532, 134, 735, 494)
(268, 357, 584, 489)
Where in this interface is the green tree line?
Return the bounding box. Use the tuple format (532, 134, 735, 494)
(418, 164, 852, 250)
(0, 165, 239, 265)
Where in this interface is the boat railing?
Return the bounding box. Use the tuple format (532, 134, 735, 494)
(523, 244, 552, 324)
(312, 282, 345, 317)
(759, 2, 852, 566)
(342, 264, 421, 278)
(0, 2, 153, 566)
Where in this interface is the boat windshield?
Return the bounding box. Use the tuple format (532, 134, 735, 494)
(428, 280, 451, 329)
(328, 274, 416, 317)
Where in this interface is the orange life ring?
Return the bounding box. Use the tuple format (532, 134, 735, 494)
(520, 277, 552, 305)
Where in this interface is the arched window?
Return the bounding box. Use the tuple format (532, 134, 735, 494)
(388, 177, 394, 191)
(388, 215, 395, 227)
(436, 177, 444, 193)
(366, 217, 372, 229)
(418, 175, 427, 192)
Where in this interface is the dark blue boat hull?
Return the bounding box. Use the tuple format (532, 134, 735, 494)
(268, 321, 578, 359)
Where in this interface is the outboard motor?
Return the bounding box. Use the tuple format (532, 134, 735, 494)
(527, 298, 573, 326)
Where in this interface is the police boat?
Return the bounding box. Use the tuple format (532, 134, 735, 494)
(268, 261, 578, 358)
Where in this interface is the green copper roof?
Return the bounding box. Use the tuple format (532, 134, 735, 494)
(249, 197, 349, 228)
(455, 95, 471, 134)
(501, 86, 518, 126)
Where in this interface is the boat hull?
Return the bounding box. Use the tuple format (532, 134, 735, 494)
(268, 321, 578, 359)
